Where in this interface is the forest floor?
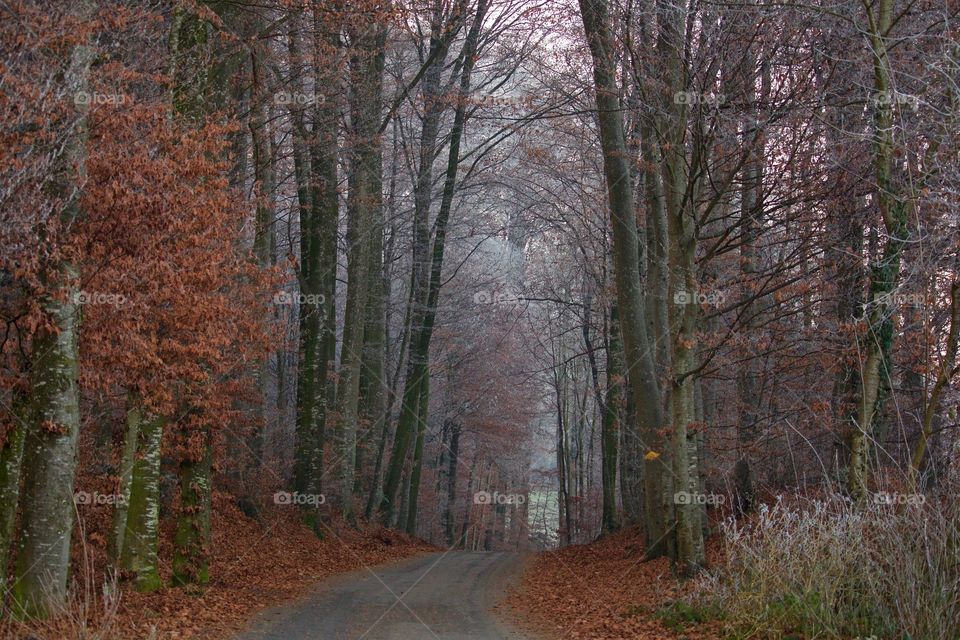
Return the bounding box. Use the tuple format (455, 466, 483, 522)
(1, 490, 435, 640)
(507, 526, 725, 640)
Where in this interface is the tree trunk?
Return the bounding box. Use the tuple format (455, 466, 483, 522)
(287, 10, 314, 507)
(444, 421, 461, 545)
(400, 0, 488, 532)
(405, 374, 430, 534)
(167, 4, 229, 586)
(600, 305, 621, 533)
(658, 0, 706, 574)
(337, 14, 388, 525)
(246, 29, 276, 490)
(850, 0, 909, 501)
(118, 408, 164, 592)
(0, 401, 27, 598)
(110, 395, 141, 564)
(733, 39, 765, 516)
(293, 9, 339, 532)
(379, 3, 468, 522)
(12, 0, 94, 614)
(172, 428, 213, 587)
(578, 0, 667, 558)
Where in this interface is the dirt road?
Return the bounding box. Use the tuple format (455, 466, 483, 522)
(235, 551, 533, 640)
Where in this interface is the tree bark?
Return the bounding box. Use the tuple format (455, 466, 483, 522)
(167, 3, 230, 586)
(12, 0, 94, 614)
(0, 400, 27, 598)
(110, 395, 141, 564)
(117, 407, 164, 592)
(379, 1, 469, 522)
(578, 0, 668, 559)
(600, 305, 621, 533)
(849, 0, 909, 501)
(172, 428, 213, 587)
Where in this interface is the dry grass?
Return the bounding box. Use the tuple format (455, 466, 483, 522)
(693, 490, 960, 640)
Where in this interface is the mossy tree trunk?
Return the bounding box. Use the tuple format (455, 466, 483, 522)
(657, 0, 706, 575)
(293, 10, 340, 532)
(849, 0, 909, 502)
(12, 0, 94, 617)
(109, 395, 141, 564)
(117, 406, 164, 592)
(339, 11, 388, 525)
(172, 427, 213, 587)
(167, 2, 231, 587)
(0, 401, 27, 600)
(245, 17, 277, 494)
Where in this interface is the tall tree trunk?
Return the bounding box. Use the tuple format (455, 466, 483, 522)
(294, 8, 340, 532)
(578, 0, 668, 559)
(365, 124, 404, 519)
(337, 12, 388, 525)
(618, 361, 642, 526)
(290, 9, 319, 518)
(401, 0, 488, 531)
(246, 29, 276, 490)
(733, 37, 765, 516)
(337, 172, 372, 524)
(350, 14, 388, 513)
(658, 0, 706, 574)
(600, 305, 621, 533)
(405, 373, 430, 534)
(167, 3, 232, 586)
(379, 2, 468, 522)
(555, 360, 572, 546)
(850, 0, 909, 501)
(12, 0, 94, 615)
(443, 421, 461, 545)
(110, 394, 141, 564)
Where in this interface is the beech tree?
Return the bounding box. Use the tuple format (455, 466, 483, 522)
(0, 0, 958, 626)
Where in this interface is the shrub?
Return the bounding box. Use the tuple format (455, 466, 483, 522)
(692, 491, 960, 640)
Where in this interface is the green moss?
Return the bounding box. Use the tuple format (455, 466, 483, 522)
(655, 600, 720, 632)
(135, 570, 164, 593)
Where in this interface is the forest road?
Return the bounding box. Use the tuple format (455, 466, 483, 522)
(234, 551, 535, 640)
